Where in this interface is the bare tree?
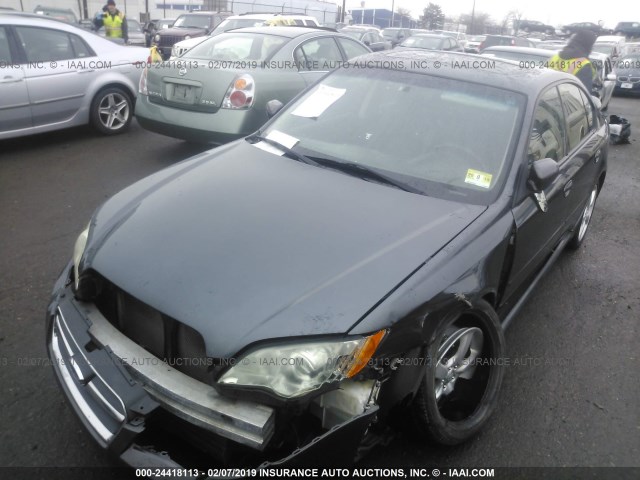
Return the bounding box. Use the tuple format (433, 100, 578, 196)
(502, 10, 524, 35)
(458, 11, 493, 35)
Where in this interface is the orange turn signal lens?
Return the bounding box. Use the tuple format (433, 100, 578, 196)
(346, 330, 386, 378)
(234, 78, 248, 90)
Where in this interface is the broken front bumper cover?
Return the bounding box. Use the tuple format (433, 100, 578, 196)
(46, 275, 378, 469)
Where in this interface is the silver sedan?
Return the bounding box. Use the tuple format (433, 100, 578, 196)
(0, 12, 148, 140)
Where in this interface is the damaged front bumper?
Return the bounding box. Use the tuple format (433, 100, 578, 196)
(46, 265, 380, 469)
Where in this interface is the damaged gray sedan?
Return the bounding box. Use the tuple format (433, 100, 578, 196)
(47, 50, 608, 469)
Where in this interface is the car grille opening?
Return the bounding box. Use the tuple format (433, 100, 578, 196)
(90, 273, 212, 383)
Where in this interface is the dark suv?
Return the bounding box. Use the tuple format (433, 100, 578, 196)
(154, 11, 231, 58)
(478, 35, 535, 52)
(516, 20, 554, 34)
(614, 22, 640, 38)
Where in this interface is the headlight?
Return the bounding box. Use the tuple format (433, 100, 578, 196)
(72, 223, 90, 290)
(218, 330, 385, 398)
(154, 34, 160, 42)
(184, 35, 191, 40)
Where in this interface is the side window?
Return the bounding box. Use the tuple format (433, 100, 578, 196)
(577, 87, 596, 131)
(293, 19, 304, 26)
(337, 37, 370, 59)
(558, 83, 590, 151)
(15, 27, 75, 62)
(69, 34, 94, 58)
(528, 87, 566, 163)
(0, 27, 11, 64)
(294, 37, 342, 71)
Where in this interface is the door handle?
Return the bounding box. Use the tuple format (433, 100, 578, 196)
(594, 149, 602, 164)
(563, 179, 573, 197)
(0, 75, 23, 84)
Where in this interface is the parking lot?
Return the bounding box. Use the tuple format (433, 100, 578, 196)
(1, 92, 639, 476)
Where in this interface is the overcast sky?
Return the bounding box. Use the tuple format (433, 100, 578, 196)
(344, 0, 640, 29)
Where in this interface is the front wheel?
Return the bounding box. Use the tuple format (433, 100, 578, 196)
(410, 299, 506, 445)
(567, 182, 599, 250)
(90, 87, 133, 135)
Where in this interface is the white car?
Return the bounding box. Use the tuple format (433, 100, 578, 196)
(170, 13, 320, 58)
(594, 35, 626, 58)
(0, 12, 148, 139)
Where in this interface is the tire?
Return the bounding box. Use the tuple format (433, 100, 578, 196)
(410, 299, 506, 445)
(567, 182, 599, 250)
(90, 87, 133, 135)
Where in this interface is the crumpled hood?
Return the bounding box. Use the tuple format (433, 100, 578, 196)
(84, 141, 485, 358)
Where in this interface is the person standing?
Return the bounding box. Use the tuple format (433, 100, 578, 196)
(93, 0, 128, 44)
(548, 30, 598, 92)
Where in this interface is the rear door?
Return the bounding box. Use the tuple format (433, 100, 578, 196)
(14, 26, 99, 127)
(557, 82, 603, 226)
(0, 25, 32, 132)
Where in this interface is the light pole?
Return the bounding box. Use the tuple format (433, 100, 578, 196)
(391, 0, 395, 28)
(470, 0, 476, 34)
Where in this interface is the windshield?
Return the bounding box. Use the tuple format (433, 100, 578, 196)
(127, 19, 142, 32)
(158, 20, 174, 29)
(184, 33, 288, 61)
(401, 36, 443, 49)
(216, 18, 266, 31)
(468, 36, 486, 42)
(618, 55, 640, 69)
(173, 15, 211, 29)
(592, 44, 615, 55)
(341, 30, 365, 40)
(260, 67, 525, 204)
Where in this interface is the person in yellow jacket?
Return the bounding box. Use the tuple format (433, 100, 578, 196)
(548, 30, 597, 93)
(93, 0, 128, 43)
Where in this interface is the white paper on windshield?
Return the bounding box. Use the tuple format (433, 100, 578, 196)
(266, 130, 299, 149)
(291, 84, 346, 118)
(253, 141, 285, 156)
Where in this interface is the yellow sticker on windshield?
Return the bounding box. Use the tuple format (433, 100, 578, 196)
(465, 169, 493, 189)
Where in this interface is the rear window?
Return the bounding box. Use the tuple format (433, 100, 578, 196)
(216, 18, 266, 31)
(401, 36, 443, 49)
(183, 33, 288, 62)
(173, 15, 212, 29)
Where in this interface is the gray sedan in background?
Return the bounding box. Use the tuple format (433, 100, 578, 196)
(0, 12, 148, 140)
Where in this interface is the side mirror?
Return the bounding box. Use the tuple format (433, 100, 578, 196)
(529, 158, 559, 191)
(591, 95, 602, 110)
(364, 40, 370, 46)
(266, 99, 284, 118)
(606, 73, 616, 81)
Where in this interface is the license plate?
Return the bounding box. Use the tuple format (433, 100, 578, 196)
(621, 82, 633, 89)
(175, 84, 190, 98)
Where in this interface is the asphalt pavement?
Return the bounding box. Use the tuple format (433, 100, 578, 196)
(1, 98, 639, 477)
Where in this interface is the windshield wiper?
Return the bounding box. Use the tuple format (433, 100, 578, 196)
(306, 156, 421, 194)
(246, 134, 319, 166)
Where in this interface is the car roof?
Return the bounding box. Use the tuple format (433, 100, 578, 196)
(177, 11, 231, 16)
(484, 46, 555, 55)
(0, 11, 74, 26)
(352, 50, 572, 93)
(410, 33, 449, 39)
(230, 26, 335, 38)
